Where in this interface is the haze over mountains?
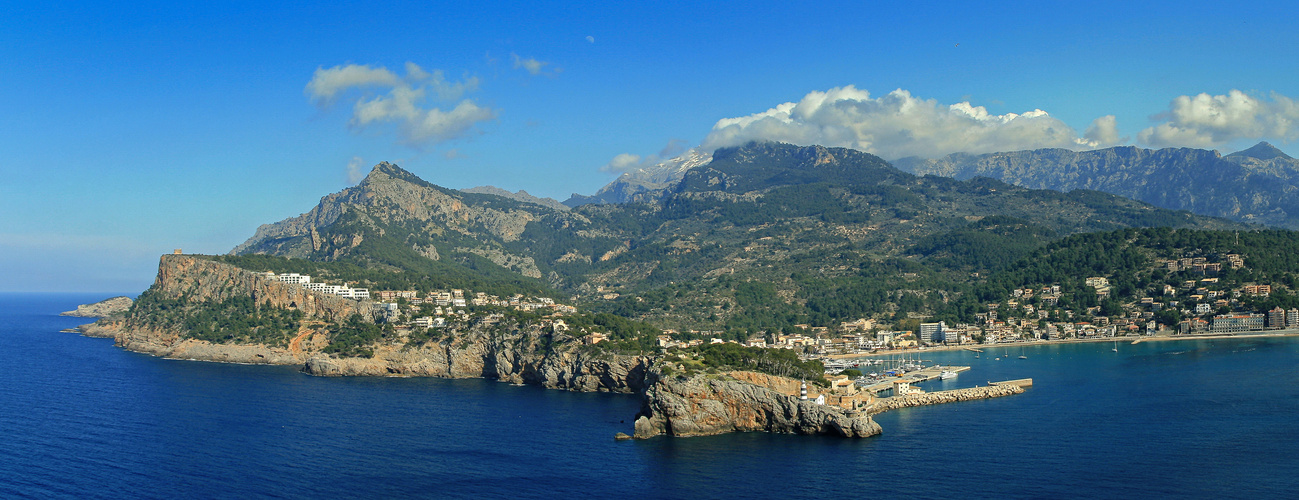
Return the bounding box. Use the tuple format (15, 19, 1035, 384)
(892, 141, 1299, 228)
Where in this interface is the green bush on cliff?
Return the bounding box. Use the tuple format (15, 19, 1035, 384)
(323, 314, 389, 358)
(563, 312, 662, 354)
(127, 291, 303, 347)
(686, 343, 825, 384)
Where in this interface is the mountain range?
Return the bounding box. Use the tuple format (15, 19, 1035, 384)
(891, 142, 1299, 228)
(230, 141, 1244, 332)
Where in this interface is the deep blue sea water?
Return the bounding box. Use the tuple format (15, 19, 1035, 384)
(3, 293, 1298, 499)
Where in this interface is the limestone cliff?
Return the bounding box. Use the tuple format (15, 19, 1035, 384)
(107, 254, 373, 364)
(104, 254, 651, 394)
(302, 336, 650, 393)
(633, 370, 882, 439)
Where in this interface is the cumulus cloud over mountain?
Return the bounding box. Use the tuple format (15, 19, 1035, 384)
(306, 62, 496, 148)
(601, 139, 689, 174)
(701, 86, 1118, 159)
(1138, 90, 1299, 148)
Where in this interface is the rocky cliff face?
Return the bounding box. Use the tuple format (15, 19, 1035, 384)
(148, 255, 369, 320)
(633, 370, 882, 439)
(106, 254, 651, 393)
(303, 332, 651, 393)
(109, 254, 373, 363)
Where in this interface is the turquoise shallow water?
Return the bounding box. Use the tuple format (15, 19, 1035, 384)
(3, 293, 1298, 499)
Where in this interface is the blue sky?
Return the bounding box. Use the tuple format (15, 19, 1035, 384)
(3, 0, 1298, 293)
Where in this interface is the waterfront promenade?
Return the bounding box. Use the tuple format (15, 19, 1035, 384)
(827, 328, 1299, 359)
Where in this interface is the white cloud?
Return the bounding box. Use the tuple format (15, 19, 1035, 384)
(346, 156, 365, 184)
(305, 64, 400, 105)
(603, 153, 646, 173)
(511, 53, 554, 76)
(1080, 115, 1125, 148)
(601, 139, 689, 174)
(1138, 90, 1299, 148)
(701, 86, 1113, 159)
(305, 62, 496, 148)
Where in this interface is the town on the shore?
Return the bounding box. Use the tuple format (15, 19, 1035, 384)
(262, 250, 1299, 360)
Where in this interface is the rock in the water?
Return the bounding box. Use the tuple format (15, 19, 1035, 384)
(632, 369, 882, 439)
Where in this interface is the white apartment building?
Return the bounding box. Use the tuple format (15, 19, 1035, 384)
(271, 273, 311, 285)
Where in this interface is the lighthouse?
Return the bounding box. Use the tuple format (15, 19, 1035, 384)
(800, 380, 808, 401)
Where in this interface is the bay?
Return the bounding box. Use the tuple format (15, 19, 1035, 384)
(2, 293, 1296, 499)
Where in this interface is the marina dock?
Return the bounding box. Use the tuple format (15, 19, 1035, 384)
(859, 365, 971, 395)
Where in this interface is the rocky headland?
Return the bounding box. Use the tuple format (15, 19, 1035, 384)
(92, 255, 653, 392)
(82, 253, 1025, 440)
(633, 370, 882, 439)
(60, 296, 133, 318)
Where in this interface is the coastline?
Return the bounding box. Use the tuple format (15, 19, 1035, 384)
(827, 330, 1299, 359)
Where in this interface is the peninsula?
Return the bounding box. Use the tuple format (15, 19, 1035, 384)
(75, 146, 1299, 439)
(76, 254, 1027, 439)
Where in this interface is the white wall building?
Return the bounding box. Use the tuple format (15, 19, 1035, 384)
(272, 273, 311, 285)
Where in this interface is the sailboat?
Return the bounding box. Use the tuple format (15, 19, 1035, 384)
(1112, 341, 1119, 352)
(1017, 346, 1027, 360)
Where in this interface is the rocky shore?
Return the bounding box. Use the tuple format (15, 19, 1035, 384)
(633, 370, 882, 439)
(60, 296, 133, 318)
(77, 253, 1026, 441)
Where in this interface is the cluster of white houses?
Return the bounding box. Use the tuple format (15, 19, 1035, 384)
(263, 272, 584, 335)
(265, 273, 370, 299)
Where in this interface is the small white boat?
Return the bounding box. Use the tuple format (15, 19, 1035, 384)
(939, 371, 957, 380)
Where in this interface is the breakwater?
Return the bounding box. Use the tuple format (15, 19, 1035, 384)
(866, 384, 1024, 415)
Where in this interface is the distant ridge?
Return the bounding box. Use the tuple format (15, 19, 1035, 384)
(462, 185, 568, 211)
(1227, 141, 1293, 161)
(894, 143, 1299, 228)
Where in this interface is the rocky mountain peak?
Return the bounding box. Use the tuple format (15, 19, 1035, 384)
(361, 161, 426, 186)
(1228, 141, 1294, 161)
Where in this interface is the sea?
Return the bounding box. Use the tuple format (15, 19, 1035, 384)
(3, 293, 1298, 499)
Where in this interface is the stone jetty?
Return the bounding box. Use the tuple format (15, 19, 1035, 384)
(865, 384, 1024, 415)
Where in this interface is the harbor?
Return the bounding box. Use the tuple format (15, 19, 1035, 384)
(812, 347, 1039, 415)
(824, 354, 978, 396)
(857, 365, 973, 395)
